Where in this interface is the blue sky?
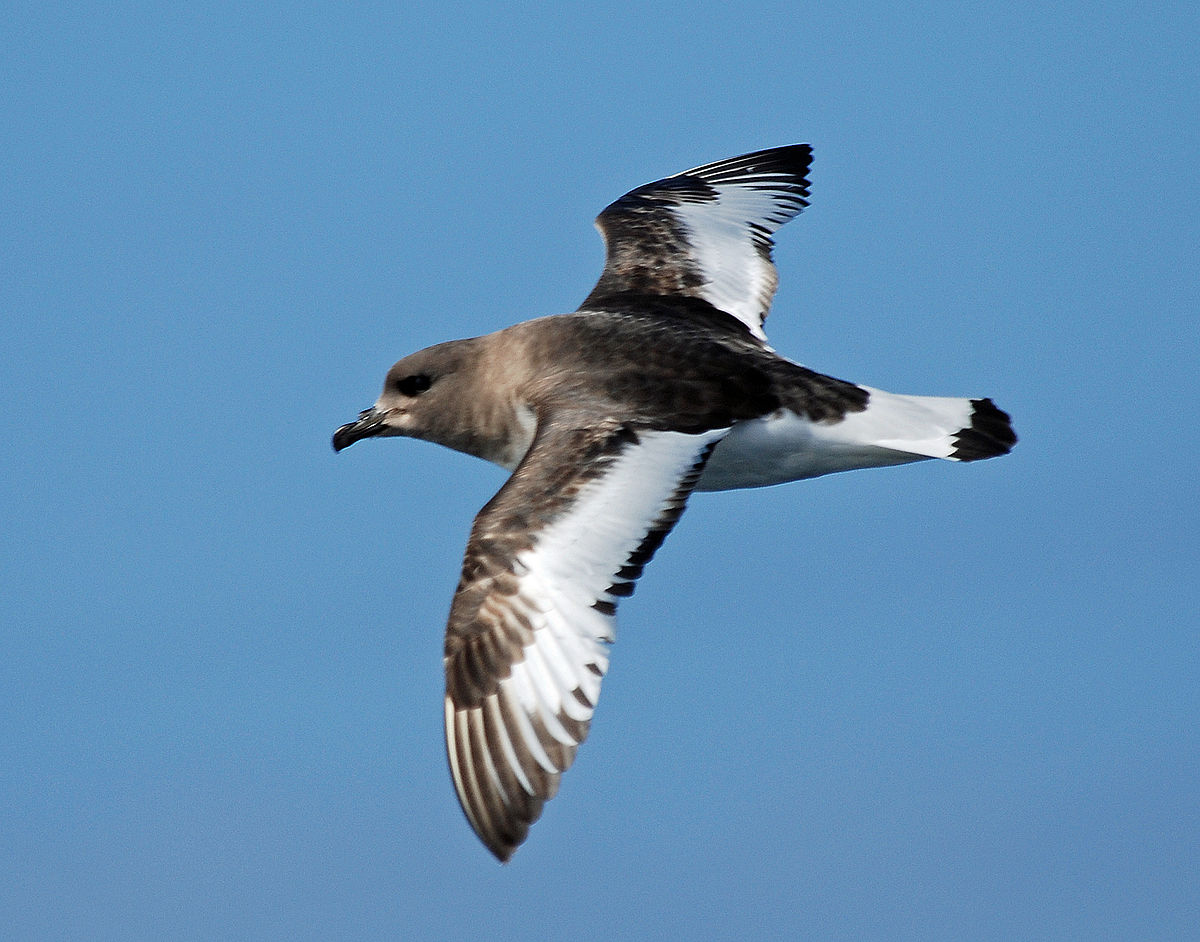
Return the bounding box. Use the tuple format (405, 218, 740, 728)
(3, 2, 1197, 939)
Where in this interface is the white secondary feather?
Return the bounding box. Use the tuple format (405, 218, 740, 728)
(671, 181, 802, 340)
(444, 426, 728, 850)
(504, 425, 726, 714)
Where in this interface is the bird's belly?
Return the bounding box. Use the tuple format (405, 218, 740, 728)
(696, 409, 924, 491)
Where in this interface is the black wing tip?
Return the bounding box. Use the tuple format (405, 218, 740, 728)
(700, 142, 812, 171)
(487, 836, 519, 863)
(452, 748, 541, 863)
(689, 143, 813, 196)
(602, 144, 815, 216)
(952, 398, 1018, 461)
(741, 142, 813, 173)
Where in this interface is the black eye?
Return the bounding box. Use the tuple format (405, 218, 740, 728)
(395, 373, 432, 397)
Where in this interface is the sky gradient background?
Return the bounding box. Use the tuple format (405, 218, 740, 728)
(4, 2, 1197, 939)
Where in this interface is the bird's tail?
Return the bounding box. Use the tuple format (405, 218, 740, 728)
(843, 388, 1017, 463)
(696, 386, 1016, 491)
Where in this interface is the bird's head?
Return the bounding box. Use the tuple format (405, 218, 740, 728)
(332, 338, 488, 454)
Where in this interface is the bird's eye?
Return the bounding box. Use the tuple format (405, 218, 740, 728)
(395, 373, 433, 397)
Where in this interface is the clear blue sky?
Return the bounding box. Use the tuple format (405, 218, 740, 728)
(4, 3, 1197, 939)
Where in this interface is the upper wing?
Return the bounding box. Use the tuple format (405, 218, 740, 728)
(443, 418, 729, 861)
(580, 144, 813, 341)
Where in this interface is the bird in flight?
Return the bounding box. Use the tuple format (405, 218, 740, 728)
(333, 144, 1016, 861)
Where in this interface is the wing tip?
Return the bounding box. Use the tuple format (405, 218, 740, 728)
(689, 142, 813, 193)
(445, 698, 542, 863)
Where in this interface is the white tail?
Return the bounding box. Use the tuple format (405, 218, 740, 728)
(697, 386, 1015, 491)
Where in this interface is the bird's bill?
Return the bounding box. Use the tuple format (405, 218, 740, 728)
(332, 407, 390, 452)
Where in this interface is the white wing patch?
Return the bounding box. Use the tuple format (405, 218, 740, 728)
(445, 426, 728, 860)
(582, 145, 811, 339)
(671, 180, 802, 340)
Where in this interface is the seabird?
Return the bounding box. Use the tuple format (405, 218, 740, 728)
(332, 145, 1016, 861)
